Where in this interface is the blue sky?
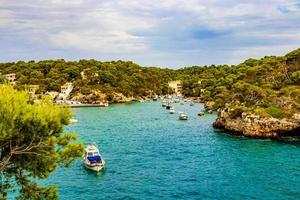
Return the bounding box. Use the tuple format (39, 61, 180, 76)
(0, 0, 300, 68)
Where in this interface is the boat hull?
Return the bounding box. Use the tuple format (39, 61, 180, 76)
(84, 163, 105, 172)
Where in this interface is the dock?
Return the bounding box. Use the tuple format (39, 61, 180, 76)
(70, 104, 108, 108)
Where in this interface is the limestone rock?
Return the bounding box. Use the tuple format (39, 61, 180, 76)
(214, 109, 300, 138)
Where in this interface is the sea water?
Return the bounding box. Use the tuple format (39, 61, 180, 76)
(42, 102, 300, 199)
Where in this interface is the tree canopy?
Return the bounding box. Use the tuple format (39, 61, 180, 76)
(0, 84, 84, 199)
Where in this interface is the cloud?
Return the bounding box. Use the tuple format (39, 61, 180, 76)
(0, 0, 299, 67)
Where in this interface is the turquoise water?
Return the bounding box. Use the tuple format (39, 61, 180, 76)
(43, 102, 300, 199)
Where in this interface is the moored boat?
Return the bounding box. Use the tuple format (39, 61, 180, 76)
(83, 143, 105, 172)
(179, 112, 188, 120)
(198, 111, 205, 116)
(99, 101, 109, 107)
(166, 102, 171, 110)
(70, 118, 78, 123)
(169, 106, 176, 114)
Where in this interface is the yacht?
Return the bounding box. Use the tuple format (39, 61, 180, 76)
(83, 143, 105, 172)
(179, 112, 188, 120)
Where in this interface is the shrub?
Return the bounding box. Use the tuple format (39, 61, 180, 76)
(265, 106, 284, 118)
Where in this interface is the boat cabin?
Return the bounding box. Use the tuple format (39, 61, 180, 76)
(85, 145, 102, 164)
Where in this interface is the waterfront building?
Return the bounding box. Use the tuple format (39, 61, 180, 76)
(58, 82, 73, 100)
(4, 73, 16, 85)
(168, 80, 182, 95)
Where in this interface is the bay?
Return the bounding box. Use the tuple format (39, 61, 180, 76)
(43, 102, 300, 200)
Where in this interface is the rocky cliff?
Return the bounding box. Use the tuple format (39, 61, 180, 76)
(213, 108, 300, 138)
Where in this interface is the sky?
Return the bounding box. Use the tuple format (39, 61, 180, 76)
(0, 0, 300, 68)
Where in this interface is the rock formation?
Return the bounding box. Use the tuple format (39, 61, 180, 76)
(213, 108, 300, 138)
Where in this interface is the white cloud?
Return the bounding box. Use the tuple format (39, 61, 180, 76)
(0, 0, 299, 66)
(51, 0, 85, 5)
(49, 30, 147, 53)
(0, 10, 15, 27)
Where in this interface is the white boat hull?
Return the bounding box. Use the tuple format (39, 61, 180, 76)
(179, 117, 188, 120)
(84, 161, 105, 172)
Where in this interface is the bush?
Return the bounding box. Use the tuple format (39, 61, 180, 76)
(265, 106, 284, 118)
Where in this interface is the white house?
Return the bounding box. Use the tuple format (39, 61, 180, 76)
(58, 82, 73, 100)
(4, 73, 16, 85)
(168, 80, 183, 95)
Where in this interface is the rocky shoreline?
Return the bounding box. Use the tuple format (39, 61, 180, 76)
(213, 108, 300, 138)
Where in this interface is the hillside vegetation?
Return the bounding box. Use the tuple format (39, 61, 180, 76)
(178, 48, 300, 118)
(0, 49, 299, 118)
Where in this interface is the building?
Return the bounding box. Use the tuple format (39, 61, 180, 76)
(58, 82, 73, 100)
(4, 73, 16, 85)
(28, 85, 39, 96)
(168, 80, 182, 95)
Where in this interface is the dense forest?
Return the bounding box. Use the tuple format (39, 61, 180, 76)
(0, 60, 176, 100)
(178, 49, 300, 119)
(0, 48, 299, 118)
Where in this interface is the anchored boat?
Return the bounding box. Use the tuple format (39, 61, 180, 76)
(166, 102, 172, 110)
(169, 106, 176, 114)
(179, 112, 188, 120)
(83, 143, 105, 172)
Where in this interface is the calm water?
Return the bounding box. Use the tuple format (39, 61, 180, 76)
(43, 102, 300, 199)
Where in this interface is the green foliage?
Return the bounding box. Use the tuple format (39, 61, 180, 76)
(291, 71, 300, 84)
(0, 60, 176, 98)
(265, 106, 284, 118)
(0, 84, 84, 199)
(0, 48, 299, 119)
(177, 48, 300, 118)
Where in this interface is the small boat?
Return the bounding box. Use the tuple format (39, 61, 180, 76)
(99, 102, 109, 107)
(83, 143, 105, 172)
(179, 112, 188, 120)
(174, 98, 180, 103)
(207, 110, 213, 114)
(162, 99, 167, 107)
(166, 102, 171, 110)
(169, 107, 176, 114)
(198, 112, 205, 116)
(70, 118, 78, 123)
(190, 102, 195, 106)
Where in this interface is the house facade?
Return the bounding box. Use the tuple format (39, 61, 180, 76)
(168, 80, 182, 95)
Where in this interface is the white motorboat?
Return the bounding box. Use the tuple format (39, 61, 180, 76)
(70, 118, 78, 123)
(179, 112, 188, 120)
(83, 143, 105, 172)
(174, 98, 180, 103)
(99, 102, 109, 107)
(169, 106, 176, 114)
(162, 99, 167, 107)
